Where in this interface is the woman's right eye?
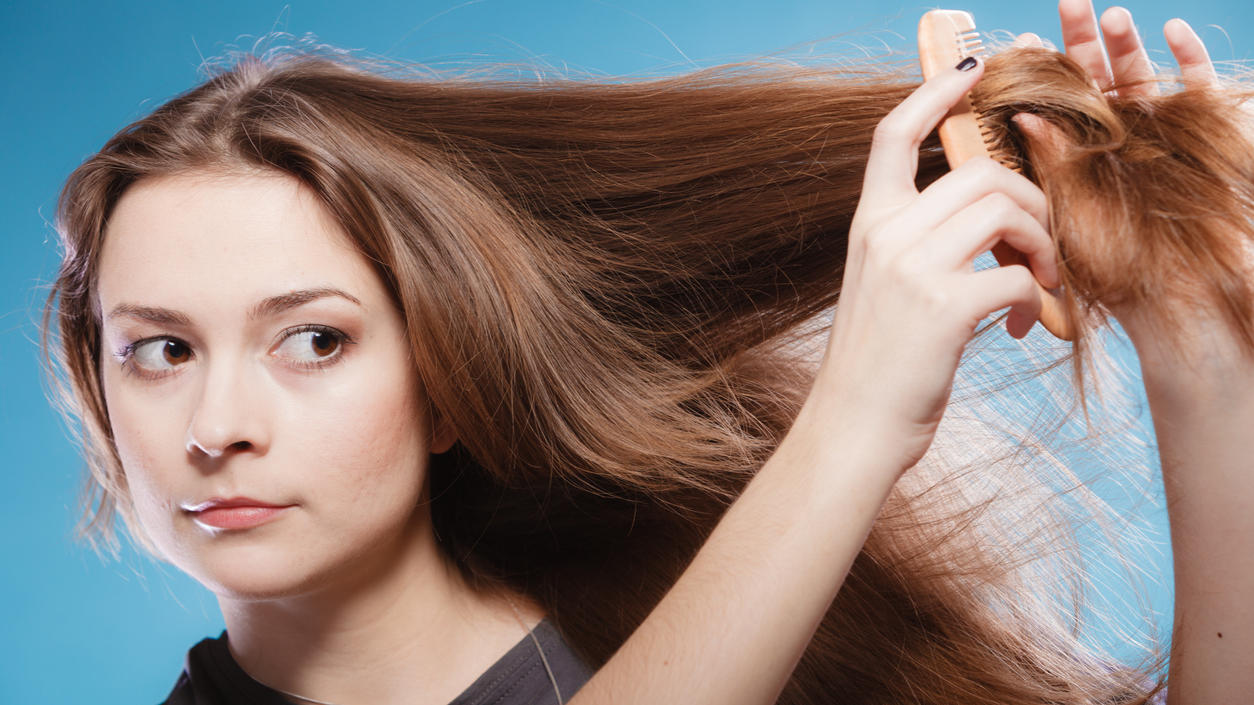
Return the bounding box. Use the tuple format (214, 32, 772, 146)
(125, 338, 193, 377)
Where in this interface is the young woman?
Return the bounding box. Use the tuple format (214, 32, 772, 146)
(42, 0, 1252, 703)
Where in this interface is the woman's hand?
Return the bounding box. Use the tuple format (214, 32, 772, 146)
(809, 57, 1059, 477)
(1056, 0, 1217, 98)
(1015, 0, 1217, 96)
(1059, 0, 1224, 366)
(1019, 1, 1230, 373)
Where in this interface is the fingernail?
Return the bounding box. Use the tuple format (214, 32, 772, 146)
(956, 56, 979, 72)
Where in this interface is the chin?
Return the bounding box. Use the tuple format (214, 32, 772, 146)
(146, 505, 426, 603)
(166, 531, 337, 602)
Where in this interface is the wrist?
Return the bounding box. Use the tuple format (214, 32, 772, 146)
(1121, 309, 1253, 396)
(785, 375, 908, 494)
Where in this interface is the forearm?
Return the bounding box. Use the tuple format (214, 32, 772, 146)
(570, 387, 901, 705)
(1138, 352, 1254, 705)
(564, 53, 1049, 703)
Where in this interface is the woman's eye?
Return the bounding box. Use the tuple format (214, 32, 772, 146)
(273, 327, 346, 365)
(130, 338, 192, 373)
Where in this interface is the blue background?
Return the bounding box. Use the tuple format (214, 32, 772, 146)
(3, 1, 1251, 702)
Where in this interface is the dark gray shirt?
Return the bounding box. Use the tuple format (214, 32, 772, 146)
(159, 618, 594, 705)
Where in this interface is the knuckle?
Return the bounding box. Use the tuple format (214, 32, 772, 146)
(952, 157, 1008, 200)
(1008, 265, 1037, 294)
(963, 155, 1003, 183)
(983, 189, 1013, 208)
(872, 115, 909, 146)
(1028, 190, 1050, 222)
(921, 286, 952, 312)
(980, 191, 1018, 217)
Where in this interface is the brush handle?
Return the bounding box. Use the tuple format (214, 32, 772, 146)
(919, 10, 1074, 341)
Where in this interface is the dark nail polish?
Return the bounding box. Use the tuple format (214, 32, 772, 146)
(956, 56, 978, 72)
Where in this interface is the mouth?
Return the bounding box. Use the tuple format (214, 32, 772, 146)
(181, 497, 295, 531)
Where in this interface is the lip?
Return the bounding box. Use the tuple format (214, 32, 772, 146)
(182, 497, 295, 531)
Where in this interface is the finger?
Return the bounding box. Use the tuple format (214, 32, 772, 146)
(1165, 18, 1219, 88)
(860, 57, 985, 213)
(1059, 0, 1114, 91)
(1005, 307, 1037, 339)
(1013, 113, 1070, 170)
(908, 156, 1050, 235)
(1100, 6, 1159, 96)
(1012, 32, 1044, 49)
(960, 264, 1044, 338)
(926, 193, 1059, 289)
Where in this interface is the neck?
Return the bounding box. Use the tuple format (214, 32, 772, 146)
(218, 510, 544, 705)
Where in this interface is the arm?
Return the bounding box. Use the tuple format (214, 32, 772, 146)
(1051, 3, 1254, 700)
(1131, 323, 1254, 705)
(570, 58, 1058, 704)
(569, 385, 902, 704)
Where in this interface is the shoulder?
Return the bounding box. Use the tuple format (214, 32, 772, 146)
(449, 618, 595, 705)
(157, 632, 287, 705)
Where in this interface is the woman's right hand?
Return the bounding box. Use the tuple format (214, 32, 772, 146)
(809, 57, 1061, 477)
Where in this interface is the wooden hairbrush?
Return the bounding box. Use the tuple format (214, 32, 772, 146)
(918, 9, 1074, 341)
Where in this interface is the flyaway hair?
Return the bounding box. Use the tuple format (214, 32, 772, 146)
(42, 38, 1254, 704)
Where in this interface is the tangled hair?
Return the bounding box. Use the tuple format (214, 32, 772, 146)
(40, 38, 1254, 704)
(975, 48, 1254, 370)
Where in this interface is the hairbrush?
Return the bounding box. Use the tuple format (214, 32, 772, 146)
(918, 9, 1074, 341)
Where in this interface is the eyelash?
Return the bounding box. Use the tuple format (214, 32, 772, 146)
(115, 324, 355, 381)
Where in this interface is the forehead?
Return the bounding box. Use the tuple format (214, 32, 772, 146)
(97, 170, 377, 314)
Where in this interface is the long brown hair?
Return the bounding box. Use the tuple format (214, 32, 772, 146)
(45, 39, 1249, 703)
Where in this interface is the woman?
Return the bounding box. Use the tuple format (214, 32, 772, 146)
(42, 0, 1252, 703)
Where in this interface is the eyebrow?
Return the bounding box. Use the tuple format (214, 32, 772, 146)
(249, 287, 364, 320)
(105, 287, 364, 326)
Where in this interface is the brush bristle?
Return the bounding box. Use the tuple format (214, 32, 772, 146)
(975, 112, 1023, 174)
(957, 29, 987, 59)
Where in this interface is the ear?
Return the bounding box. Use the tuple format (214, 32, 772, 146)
(429, 410, 458, 455)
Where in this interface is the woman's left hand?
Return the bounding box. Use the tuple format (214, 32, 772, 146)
(1016, 1, 1230, 368)
(1018, 0, 1218, 97)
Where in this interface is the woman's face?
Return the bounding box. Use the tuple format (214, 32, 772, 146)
(96, 170, 454, 599)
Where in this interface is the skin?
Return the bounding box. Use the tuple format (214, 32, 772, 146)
(97, 170, 546, 705)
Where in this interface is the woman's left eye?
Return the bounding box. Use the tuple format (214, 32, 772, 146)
(272, 326, 352, 367)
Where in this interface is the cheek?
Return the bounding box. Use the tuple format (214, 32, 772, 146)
(100, 370, 187, 557)
(295, 364, 429, 522)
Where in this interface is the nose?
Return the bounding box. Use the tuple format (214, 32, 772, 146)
(185, 355, 269, 460)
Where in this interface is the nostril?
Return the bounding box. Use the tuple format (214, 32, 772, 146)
(186, 439, 255, 457)
(194, 445, 224, 459)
